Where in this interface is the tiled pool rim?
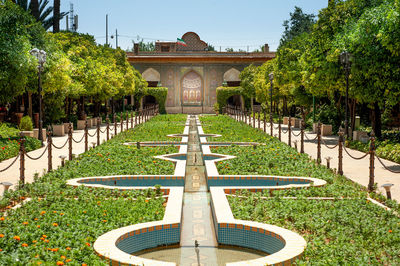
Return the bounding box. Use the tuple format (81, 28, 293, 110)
(67, 115, 327, 265)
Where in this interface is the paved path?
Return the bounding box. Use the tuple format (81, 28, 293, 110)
(0, 121, 131, 195)
(238, 116, 400, 202)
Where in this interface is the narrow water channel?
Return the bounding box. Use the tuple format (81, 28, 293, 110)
(137, 115, 265, 265)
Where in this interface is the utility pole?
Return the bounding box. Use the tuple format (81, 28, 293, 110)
(106, 14, 109, 46)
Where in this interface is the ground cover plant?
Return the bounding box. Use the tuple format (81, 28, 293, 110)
(229, 194, 400, 265)
(0, 114, 187, 265)
(0, 123, 42, 162)
(202, 114, 400, 264)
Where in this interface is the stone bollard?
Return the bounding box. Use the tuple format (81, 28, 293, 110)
(59, 155, 66, 167)
(325, 156, 332, 169)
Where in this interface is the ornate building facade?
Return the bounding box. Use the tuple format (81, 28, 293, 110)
(127, 32, 275, 113)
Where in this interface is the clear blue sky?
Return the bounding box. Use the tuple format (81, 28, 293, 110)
(60, 0, 328, 51)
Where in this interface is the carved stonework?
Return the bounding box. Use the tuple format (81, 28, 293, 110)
(142, 68, 160, 82)
(177, 32, 208, 51)
(182, 71, 202, 105)
(223, 68, 241, 82)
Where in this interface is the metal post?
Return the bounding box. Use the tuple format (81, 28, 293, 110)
(338, 129, 344, 175)
(270, 112, 273, 136)
(84, 120, 88, 152)
(258, 110, 261, 129)
(47, 131, 52, 171)
(245, 109, 247, 124)
(131, 111, 133, 128)
(135, 111, 137, 126)
(300, 119, 304, 153)
(317, 122, 321, 164)
(288, 116, 292, 147)
(114, 114, 117, 136)
(38, 67, 43, 145)
(126, 111, 129, 128)
(106, 117, 110, 141)
(120, 113, 123, 131)
(68, 123, 73, 161)
(368, 131, 375, 191)
(263, 110, 266, 132)
(19, 134, 25, 186)
(97, 118, 100, 146)
(253, 111, 255, 128)
(278, 115, 282, 141)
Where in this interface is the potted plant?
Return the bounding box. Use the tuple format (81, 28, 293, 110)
(19, 116, 34, 137)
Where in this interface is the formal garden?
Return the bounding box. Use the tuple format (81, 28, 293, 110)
(1, 0, 400, 265)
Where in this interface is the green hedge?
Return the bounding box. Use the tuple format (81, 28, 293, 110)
(135, 87, 168, 114)
(216, 86, 248, 113)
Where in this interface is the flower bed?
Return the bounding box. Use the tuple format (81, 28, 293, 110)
(0, 123, 41, 162)
(229, 194, 400, 265)
(201, 114, 400, 264)
(0, 114, 187, 264)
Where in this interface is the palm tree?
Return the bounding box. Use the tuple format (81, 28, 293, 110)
(15, 0, 67, 30)
(53, 0, 60, 32)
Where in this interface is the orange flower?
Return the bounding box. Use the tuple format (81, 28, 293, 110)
(52, 248, 59, 252)
(60, 213, 64, 216)
(35, 254, 39, 258)
(37, 225, 40, 228)
(60, 255, 66, 259)
(85, 242, 90, 247)
(66, 259, 71, 262)
(56, 262, 64, 266)
(0, 249, 2, 252)
(53, 211, 57, 213)
(6, 206, 11, 209)
(21, 243, 28, 247)
(42, 235, 47, 238)
(34, 218, 38, 221)
(32, 240, 37, 243)
(0, 234, 4, 238)
(37, 262, 42, 265)
(0, 217, 4, 221)
(82, 264, 87, 266)
(22, 221, 28, 225)
(389, 229, 393, 233)
(53, 223, 58, 227)
(102, 220, 107, 223)
(13, 236, 20, 241)
(66, 247, 71, 250)
(40, 211, 46, 215)
(82, 211, 87, 214)
(45, 239, 49, 243)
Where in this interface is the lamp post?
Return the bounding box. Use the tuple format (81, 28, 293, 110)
(30, 48, 47, 145)
(340, 51, 352, 138)
(269, 72, 274, 132)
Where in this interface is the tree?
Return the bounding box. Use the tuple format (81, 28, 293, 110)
(239, 65, 257, 112)
(52, 0, 59, 32)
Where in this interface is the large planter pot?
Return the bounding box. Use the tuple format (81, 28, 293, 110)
(52, 124, 65, 136)
(14, 112, 24, 125)
(33, 128, 47, 141)
(290, 118, 300, 128)
(63, 123, 73, 133)
(353, 130, 368, 142)
(283, 117, 289, 125)
(321, 124, 333, 136)
(77, 120, 86, 130)
(20, 131, 34, 138)
(0, 112, 6, 122)
(33, 113, 39, 128)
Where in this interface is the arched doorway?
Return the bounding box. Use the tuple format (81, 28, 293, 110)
(227, 95, 242, 107)
(142, 95, 157, 108)
(181, 71, 202, 106)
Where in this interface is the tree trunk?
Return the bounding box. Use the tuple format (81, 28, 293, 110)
(28, 92, 33, 118)
(29, 0, 40, 21)
(53, 0, 60, 33)
(372, 102, 382, 138)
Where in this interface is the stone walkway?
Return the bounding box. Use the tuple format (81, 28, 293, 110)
(242, 116, 400, 202)
(0, 121, 128, 195)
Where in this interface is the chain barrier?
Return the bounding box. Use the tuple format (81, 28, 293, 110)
(343, 146, 369, 160)
(87, 131, 97, 138)
(0, 153, 20, 172)
(52, 138, 69, 149)
(321, 138, 339, 149)
(109, 126, 115, 131)
(281, 128, 289, 134)
(375, 155, 400, 173)
(72, 133, 85, 144)
(304, 133, 318, 141)
(291, 130, 301, 137)
(25, 145, 48, 161)
(99, 127, 107, 134)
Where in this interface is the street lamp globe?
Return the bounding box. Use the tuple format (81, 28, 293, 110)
(269, 72, 274, 81)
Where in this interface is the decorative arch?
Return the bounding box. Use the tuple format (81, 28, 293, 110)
(223, 68, 241, 82)
(142, 68, 160, 82)
(181, 70, 203, 106)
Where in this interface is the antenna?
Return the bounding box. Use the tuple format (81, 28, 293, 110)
(69, 3, 74, 31)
